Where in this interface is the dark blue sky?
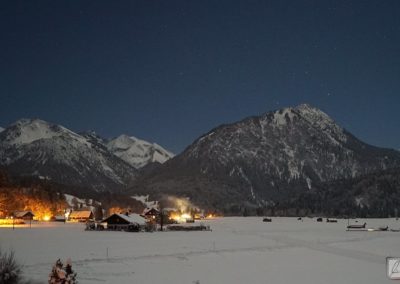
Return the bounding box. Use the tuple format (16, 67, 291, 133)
(1, 1, 399, 153)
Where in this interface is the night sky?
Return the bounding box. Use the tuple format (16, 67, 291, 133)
(1, 1, 399, 153)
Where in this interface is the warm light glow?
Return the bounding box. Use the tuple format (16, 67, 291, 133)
(43, 215, 51, 221)
(108, 206, 125, 215)
(0, 219, 14, 225)
(169, 212, 193, 223)
(207, 214, 214, 218)
(181, 213, 191, 220)
(169, 212, 180, 221)
(0, 218, 25, 226)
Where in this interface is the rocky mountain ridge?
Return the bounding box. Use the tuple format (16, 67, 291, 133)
(0, 118, 173, 192)
(130, 104, 400, 212)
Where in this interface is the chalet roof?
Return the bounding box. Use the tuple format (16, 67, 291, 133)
(102, 213, 147, 225)
(13, 211, 34, 218)
(143, 207, 159, 215)
(69, 210, 93, 218)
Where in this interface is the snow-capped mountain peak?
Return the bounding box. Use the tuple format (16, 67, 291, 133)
(295, 104, 347, 143)
(131, 104, 400, 211)
(107, 134, 174, 169)
(0, 119, 137, 191)
(261, 104, 347, 144)
(3, 118, 89, 146)
(0, 126, 4, 133)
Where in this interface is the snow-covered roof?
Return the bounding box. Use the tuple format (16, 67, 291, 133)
(143, 207, 159, 215)
(118, 213, 147, 225)
(103, 213, 147, 225)
(13, 211, 34, 218)
(69, 210, 93, 218)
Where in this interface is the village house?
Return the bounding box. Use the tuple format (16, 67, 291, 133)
(142, 207, 160, 220)
(101, 213, 148, 232)
(68, 210, 94, 222)
(13, 211, 35, 221)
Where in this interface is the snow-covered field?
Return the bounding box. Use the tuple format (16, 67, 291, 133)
(1, 217, 399, 283)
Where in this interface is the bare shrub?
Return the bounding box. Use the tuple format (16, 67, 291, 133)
(0, 248, 22, 284)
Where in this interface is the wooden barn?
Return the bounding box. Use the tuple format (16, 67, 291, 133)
(13, 211, 35, 221)
(68, 210, 94, 222)
(101, 213, 147, 232)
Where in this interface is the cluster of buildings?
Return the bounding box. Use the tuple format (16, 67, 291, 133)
(0, 209, 94, 225)
(87, 207, 209, 232)
(1, 204, 214, 232)
(0, 206, 160, 230)
(89, 207, 161, 231)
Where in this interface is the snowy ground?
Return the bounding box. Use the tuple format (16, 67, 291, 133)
(1, 217, 400, 283)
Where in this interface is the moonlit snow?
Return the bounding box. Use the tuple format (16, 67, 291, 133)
(1, 217, 399, 283)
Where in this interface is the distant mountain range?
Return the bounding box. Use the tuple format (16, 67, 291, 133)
(2, 105, 400, 217)
(130, 104, 400, 214)
(0, 119, 173, 192)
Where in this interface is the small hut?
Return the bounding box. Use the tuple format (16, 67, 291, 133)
(13, 211, 35, 221)
(101, 213, 147, 232)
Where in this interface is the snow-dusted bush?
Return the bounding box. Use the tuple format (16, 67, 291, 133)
(48, 258, 77, 284)
(0, 248, 21, 284)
